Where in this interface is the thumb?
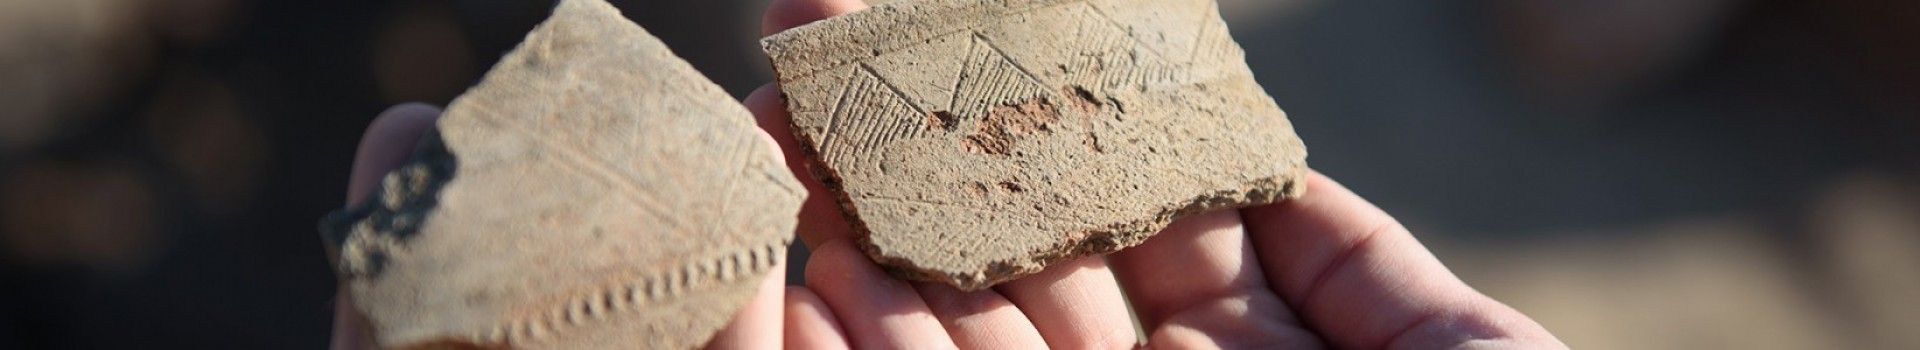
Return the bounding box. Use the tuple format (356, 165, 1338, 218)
(330, 103, 444, 350)
(1241, 171, 1563, 348)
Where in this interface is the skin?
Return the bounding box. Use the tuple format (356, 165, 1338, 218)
(329, 0, 1567, 348)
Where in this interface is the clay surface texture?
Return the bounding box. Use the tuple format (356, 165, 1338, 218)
(319, 0, 804, 348)
(764, 0, 1308, 290)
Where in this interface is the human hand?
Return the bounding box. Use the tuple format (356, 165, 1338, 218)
(754, 0, 1566, 349)
(330, 1, 1565, 348)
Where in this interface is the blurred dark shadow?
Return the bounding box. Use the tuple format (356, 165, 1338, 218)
(0, 0, 1912, 348)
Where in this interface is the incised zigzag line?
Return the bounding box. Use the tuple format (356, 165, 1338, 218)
(708, 134, 757, 236)
(812, 0, 1223, 130)
(460, 98, 690, 231)
(777, 0, 1096, 81)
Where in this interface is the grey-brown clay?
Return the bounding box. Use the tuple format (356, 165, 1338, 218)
(318, 0, 805, 348)
(764, 0, 1308, 290)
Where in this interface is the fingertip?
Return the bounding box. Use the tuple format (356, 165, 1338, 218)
(1108, 209, 1273, 330)
(761, 0, 869, 36)
(802, 239, 955, 348)
(993, 257, 1138, 350)
(373, 102, 442, 128)
(1385, 300, 1566, 350)
(1242, 171, 1561, 348)
(1241, 169, 1401, 298)
(1266, 170, 1361, 215)
(744, 86, 789, 169)
(745, 85, 790, 132)
(346, 103, 443, 205)
(802, 239, 885, 289)
(363, 103, 442, 148)
(1299, 170, 1347, 200)
(910, 282, 1049, 349)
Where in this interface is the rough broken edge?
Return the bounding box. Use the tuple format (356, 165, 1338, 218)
(320, 0, 797, 347)
(764, 0, 1309, 290)
(763, 0, 1089, 82)
(864, 176, 1305, 291)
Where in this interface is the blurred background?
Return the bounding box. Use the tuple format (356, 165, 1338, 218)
(1, 0, 1913, 348)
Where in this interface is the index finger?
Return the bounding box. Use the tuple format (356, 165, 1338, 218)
(1241, 171, 1563, 349)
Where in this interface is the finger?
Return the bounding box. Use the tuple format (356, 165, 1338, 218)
(1242, 171, 1563, 348)
(992, 257, 1138, 349)
(761, 0, 868, 36)
(910, 282, 1049, 349)
(784, 287, 851, 350)
(345, 103, 442, 205)
(804, 239, 956, 348)
(335, 103, 443, 350)
(707, 262, 788, 349)
(1108, 210, 1310, 335)
(750, 0, 869, 247)
(746, 85, 854, 247)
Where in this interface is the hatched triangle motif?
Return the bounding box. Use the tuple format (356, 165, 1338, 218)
(945, 34, 1051, 119)
(820, 66, 929, 168)
(1089, 0, 1215, 64)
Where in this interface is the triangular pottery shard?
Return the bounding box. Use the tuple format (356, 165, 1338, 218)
(318, 0, 805, 348)
(763, 0, 1308, 290)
